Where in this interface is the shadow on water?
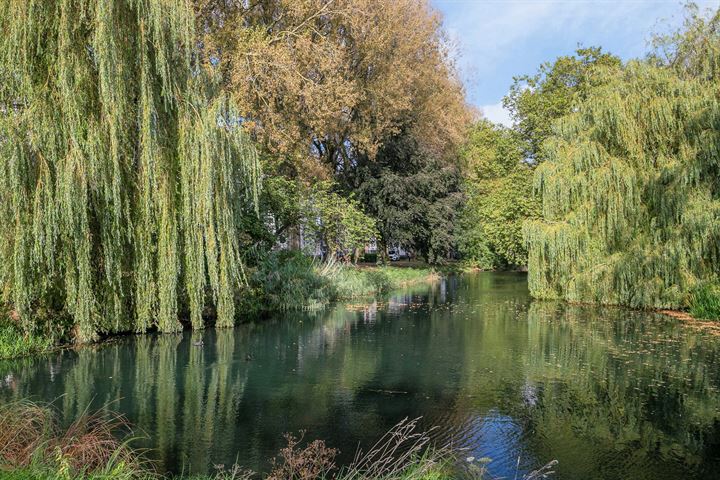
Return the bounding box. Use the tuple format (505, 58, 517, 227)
(1, 272, 720, 479)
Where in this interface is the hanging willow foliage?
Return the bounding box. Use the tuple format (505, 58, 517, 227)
(524, 60, 720, 309)
(0, 0, 260, 342)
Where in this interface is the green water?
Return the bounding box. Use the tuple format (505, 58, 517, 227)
(1, 273, 720, 479)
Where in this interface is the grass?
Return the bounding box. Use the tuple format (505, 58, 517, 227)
(0, 400, 149, 480)
(330, 264, 439, 299)
(0, 402, 557, 480)
(249, 252, 443, 312)
(0, 404, 455, 480)
(689, 283, 720, 320)
(0, 321, 54, 360)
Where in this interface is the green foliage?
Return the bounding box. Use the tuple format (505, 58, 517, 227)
(459, 121, 539, 269)
(0, 0, 260, 341)
(0, 323, 53, 360)
(525, 57, 720, 309)
(252, 175, 307, 249)
(252, 178, 377, 261)
(460, 48, 619, 271)
(522, 6, 720, 311)
(690, 283, 720, 320)
(362, 253, 378, 263)
(504, 47, 621, 162)
(343, 132, 464, 264)
(251, 251, 336, 311)
(249, 251, 438, 312)
(649, 3, 720, 80)
(308, 182, 378, 260)
(331, 266, 438, 299)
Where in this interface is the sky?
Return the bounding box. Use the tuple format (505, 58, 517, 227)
(431, 0, 720, 125)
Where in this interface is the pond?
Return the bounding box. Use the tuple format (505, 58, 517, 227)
(1, 273, 720, 479)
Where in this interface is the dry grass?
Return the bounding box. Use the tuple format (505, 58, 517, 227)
(0, 400, 150, 477)
(262, 418, 452, 480)
(0, 400, 55, 467)
(267, 432, 339, 480)
(0, 405, 555, 480)
(343, 418, 448, 480)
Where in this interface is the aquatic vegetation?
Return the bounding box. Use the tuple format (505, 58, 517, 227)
(249, 252, 440, 312)
(250, 252, 336, 312)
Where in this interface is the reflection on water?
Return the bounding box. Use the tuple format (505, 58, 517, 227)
(1, 273, 720, 479)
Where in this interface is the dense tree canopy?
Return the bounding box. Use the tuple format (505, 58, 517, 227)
(504, 47, 621, 162)
(458, 48, 620, 271)
(3, 0, 718, 349)
(1, 0, 461, 345)
(459, 121, 539, 269)
(0, 0, 260, 342)
(198, 0, 470, 264)
(525, 9, 720, 309)
(342, 131, 464, 263)
(199, 0, 469, 178)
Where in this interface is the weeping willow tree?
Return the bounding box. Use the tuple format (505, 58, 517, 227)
(525, 57, 720, 309)
(0, 0, 260, 342)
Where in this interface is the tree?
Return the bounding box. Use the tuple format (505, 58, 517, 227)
(198, 0, 469, 178)
(459, 121, 539, 269)
(0, 0, 260, 342)
(649, 2, 720, 80)
(343, 131, 464, 264)
(307, 182, 377, 261)
(524, 16, 720, 309)
(455, 48, 618, 271)
(504, 47, 621, 162)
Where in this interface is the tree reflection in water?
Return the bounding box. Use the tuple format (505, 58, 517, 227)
(0, 273, 719, 479)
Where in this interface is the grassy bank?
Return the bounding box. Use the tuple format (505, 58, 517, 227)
(247, 252, 444, 313)
(0, 320, 54, 361)
(0, 254, 446, 360)
(0, 401, 454, 480)
(690, 283, 720, 321)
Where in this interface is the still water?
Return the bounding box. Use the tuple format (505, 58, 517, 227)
(1, 273, 720, 479)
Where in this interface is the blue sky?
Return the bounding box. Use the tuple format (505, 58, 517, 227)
(431, 0, 720, 125)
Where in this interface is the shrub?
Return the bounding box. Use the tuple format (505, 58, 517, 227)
(690, 283, 720, 320)
(0, 318, 54, 360)
(361, 253, 378, 263)
(251, 251, 335, 311)
(0, 400, 148, 478)
(267, 432, 338, 480)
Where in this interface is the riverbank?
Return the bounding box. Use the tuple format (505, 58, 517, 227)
(0, 318, 55, 361)
(0, 261, 447, 361)
(0, 401, 454, 480)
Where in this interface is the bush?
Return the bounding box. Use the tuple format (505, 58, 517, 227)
(690, 283, 720, 320)
(251, 251, 335, 311)
(0, 320, 54, 360)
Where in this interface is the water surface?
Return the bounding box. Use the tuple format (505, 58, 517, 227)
(2, 273, 720, 479)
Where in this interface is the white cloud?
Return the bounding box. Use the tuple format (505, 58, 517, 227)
(433, 0, 720, 106)
(480, 102, 512, 127)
